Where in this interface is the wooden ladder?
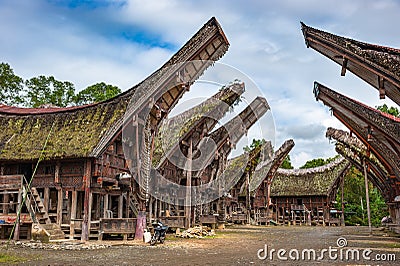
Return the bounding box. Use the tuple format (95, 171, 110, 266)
(23, 186, 51, 224)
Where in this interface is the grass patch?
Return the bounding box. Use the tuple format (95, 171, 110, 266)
(0, 252, 28, 264)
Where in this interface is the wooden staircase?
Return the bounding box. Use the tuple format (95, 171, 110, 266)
(123, 192, 139, 217)
(23, 186, 65, 240)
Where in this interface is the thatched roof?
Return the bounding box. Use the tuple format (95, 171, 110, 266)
(270, 157, 351, 197)
(0, 17, 229, 161)
(302, 22, 400, 105)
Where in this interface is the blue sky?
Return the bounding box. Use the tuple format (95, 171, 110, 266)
(1, 0, 399, 167)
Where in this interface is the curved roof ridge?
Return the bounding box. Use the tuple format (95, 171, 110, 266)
(301, 22, 400, 55)
(277, 156, 346, 176)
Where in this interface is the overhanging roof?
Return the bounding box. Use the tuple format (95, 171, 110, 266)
(0, 17, 230, 161)
(326, 127, 393, 201)
(302, 22, 400, 105)
(314, 82, 400, 194)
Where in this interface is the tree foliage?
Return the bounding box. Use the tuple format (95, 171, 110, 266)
(243, 139, 267, 173)
(74, 82, 121, 105)
(0, 63, 24, 105)
(0, 62, 121, 107)
(376, 104, 399, 117)
(243, 138, 266, 152)
(280, 155, 294, 169)
(299, 156, 338, 169)
(25, 76, 75, 107)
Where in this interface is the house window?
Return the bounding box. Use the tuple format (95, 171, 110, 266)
(297, 198, 303, 205)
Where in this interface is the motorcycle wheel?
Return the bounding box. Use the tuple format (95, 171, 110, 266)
(160, 236, 165, 244)
(150, 236, 157, 246)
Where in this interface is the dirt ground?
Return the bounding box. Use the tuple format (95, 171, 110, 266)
(1, 225, 399, 265)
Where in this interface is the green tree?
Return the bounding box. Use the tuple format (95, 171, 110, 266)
(0, 63, 24, 105)
(280, 155, 294, 169)
(376, 104, 399, 117)
(300, 156, 338, 169)
(74, 82, 121, 105)
(336, 167, 388, 226)
(243, 138, 266, 152)
(25, 76, 75, 107)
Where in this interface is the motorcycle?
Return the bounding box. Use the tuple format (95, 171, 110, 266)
(150, 221, 168, 246)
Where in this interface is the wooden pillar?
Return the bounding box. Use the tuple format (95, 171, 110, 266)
(363, 162, 372, 234)
(185, 139, 193, 228)
(57, 188, 63, 225)
(13, 189, 22, 240)
(341, 175, 345, 226)
(81, 160, 92, 241)
(103, 194, 109, 218)
(3, 193, 9, 214)
(43, 188, 50, 212)
(125, 192, 130, 218)
(55, 162, 60, 183)
(70, 190, 77, 239)
(118, 194, 123, 218)
(246, 172, 250, 224)
(148, 197, 153, 222)
(266, 180, 271, 218)
(88, 191, 93, 236)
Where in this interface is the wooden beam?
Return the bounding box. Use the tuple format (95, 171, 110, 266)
(341, 57, 348, 76)
(379, 76, 386, 99)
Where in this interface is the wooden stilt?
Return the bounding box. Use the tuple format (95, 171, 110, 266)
(82, 160, 91, 241)
(70, 190, 77, 239)
(57, 188, 63, 225)
(43, 187, 50, 213)
(118, 194, 123, 218)
(13, 189, 22, 240)
(88, 191, 93, 237)
(103, 194, 109, 218)
(185, 139, 193, 228)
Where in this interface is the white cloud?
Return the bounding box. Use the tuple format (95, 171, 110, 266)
(1, 0, 399, 168)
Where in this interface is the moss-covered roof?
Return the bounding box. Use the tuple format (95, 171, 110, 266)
(0, 17, 229, 161)
(270, 157, 351, 197)
(0, 100, 128, 161)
